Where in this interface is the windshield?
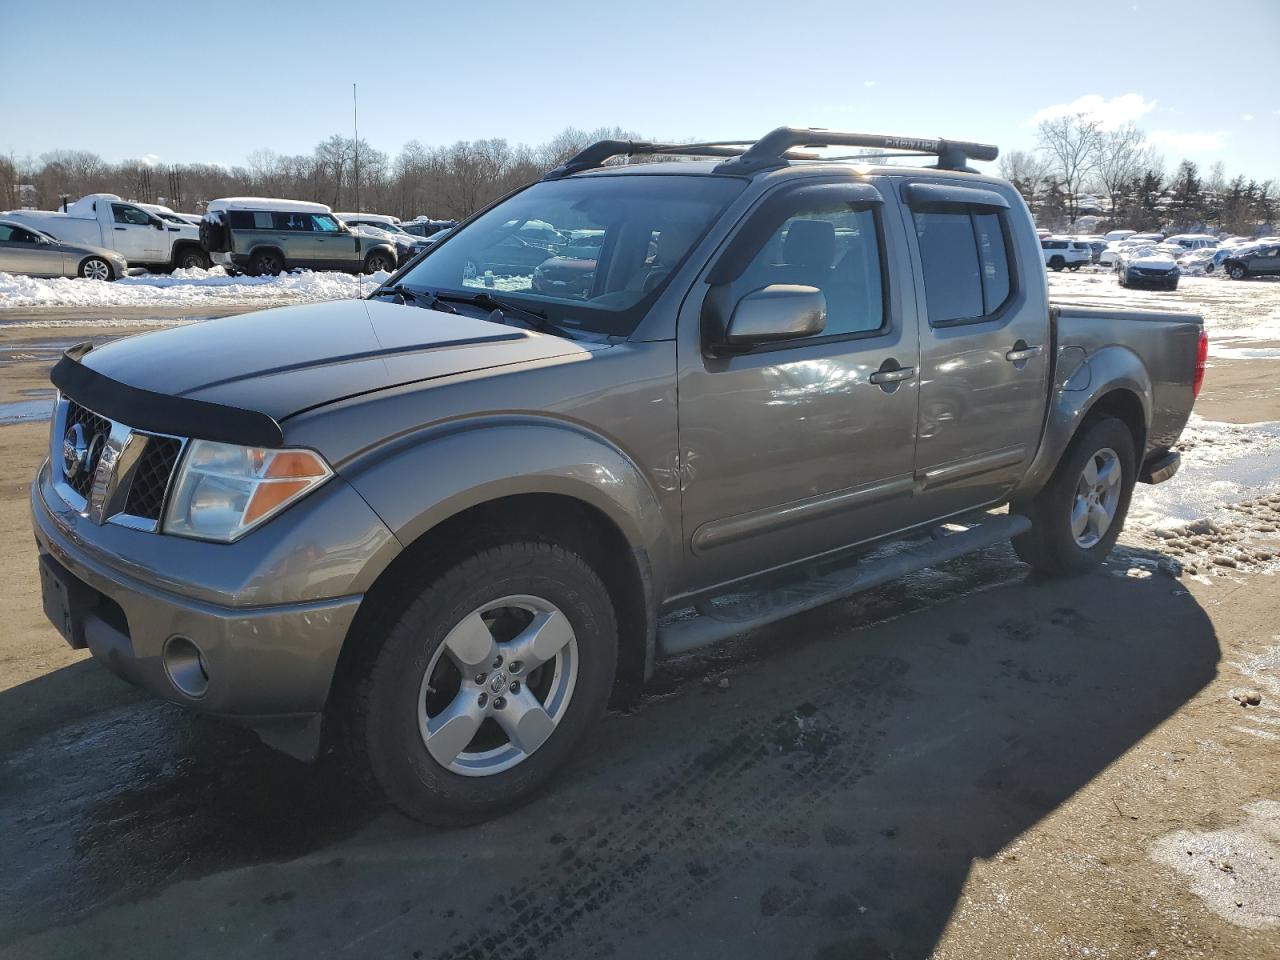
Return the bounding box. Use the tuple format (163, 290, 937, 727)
(395, 175, 744, 336)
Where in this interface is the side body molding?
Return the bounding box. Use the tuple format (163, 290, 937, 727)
(1012, 344, 1153, 502)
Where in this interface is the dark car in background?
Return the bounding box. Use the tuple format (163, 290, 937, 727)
(1223, 243, 1280, 280)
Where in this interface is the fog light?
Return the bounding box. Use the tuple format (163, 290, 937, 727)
(163, 636, 209, 698)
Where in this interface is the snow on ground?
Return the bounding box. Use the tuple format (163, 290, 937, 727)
(1047, 271, 1280, 353)
(0, 266, 390, 312)
(1121, 415, 1280, 579)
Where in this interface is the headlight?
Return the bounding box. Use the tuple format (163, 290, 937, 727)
(163, 440, 332, 542)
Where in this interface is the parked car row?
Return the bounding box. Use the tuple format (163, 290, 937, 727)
(0, 192, 459, 280)
(1, 193, 209, 278)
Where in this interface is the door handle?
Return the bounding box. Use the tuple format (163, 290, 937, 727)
(1005, 345, 1043, 362)
(114, 226, 126, 231)
(869, 366, 916, 385)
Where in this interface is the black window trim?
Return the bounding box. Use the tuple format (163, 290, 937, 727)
(704, 180, 893, 355)
(913, 206, 1019, 329)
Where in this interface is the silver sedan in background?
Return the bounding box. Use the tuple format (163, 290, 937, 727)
(0, 219, 128, 280)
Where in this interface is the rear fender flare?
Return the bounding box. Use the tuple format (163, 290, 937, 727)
(1012, 345, 1152, 501)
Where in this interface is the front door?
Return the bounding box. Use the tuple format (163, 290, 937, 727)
(0, 224, 64, 276)
(308, 213, 358, 269)
(901, 181, 1050, 518)
(676, 179, 921, 593)
(109, 202, 166, 263)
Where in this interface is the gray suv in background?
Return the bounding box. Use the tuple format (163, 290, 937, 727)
(199, 197, 398, 276)
(35, 128, 1204, 825)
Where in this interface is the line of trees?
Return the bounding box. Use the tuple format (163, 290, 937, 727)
(6, 119, 1277, 237)
(0, 127, 638, 221)
(1000, 114, 1278, 236)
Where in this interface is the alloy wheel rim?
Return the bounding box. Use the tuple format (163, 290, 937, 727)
(84, 259, 109, 280)
(417, 594, 578, 777)
(1071, 447, 1122, 548)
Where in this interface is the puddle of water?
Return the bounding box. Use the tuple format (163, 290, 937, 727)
(0, 393, 55, 425)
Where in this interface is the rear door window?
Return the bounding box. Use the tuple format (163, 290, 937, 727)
(913, 209, 1014, 325)
(273, 212, 312, 231)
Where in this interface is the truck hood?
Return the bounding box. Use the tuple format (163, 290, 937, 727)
(81, 299, 591, 422)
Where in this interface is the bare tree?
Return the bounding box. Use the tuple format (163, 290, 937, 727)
(1036, 114, 1102, 224)
(1091, 123, 1149, 223)
(998, 149, 1051, 206)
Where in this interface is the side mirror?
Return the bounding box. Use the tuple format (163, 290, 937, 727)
(152, 218, 164, 229)
(707, 284, 827, 352)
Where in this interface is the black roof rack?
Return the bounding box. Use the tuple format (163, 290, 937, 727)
(542, 126, 998, 180)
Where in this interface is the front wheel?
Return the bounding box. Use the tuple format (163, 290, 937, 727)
(78, 256, 114, 281)
(1012, 416, 1137, 576)
(1049, 257, 1065, 272)
(363, 251, 395, 274)
(353, 541, 618, 825)
(1227, 263, 1247, 280)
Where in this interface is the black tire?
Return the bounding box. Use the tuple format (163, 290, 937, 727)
(1012, 416, 1137, 576)
(353, 541, 618, 825)
(1049, 256, 1065, 272)
(174, 246, 211, 270)
(250, 249, 284, 276)
(363, 250, 395, 274)
(77, 256, 115, 281)
(1227, 263, 1247, 280)
(1166, 279, 1178, 292)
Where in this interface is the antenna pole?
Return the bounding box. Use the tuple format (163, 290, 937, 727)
(352, 83, 361, 215)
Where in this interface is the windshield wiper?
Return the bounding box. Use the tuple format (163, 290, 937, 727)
(430, 290, 569, 336)
(375, 284, 458, 313)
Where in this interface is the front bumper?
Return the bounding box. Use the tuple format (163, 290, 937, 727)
(1125, 270, 1178, 287)
(31, 461, 398, 757)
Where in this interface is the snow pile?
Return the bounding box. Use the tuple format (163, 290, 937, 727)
(0, 267, 391, 310)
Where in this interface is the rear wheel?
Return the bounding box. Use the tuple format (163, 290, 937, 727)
(78, 257, 114, 281)
(250, 249, 284, 276)
(175, 247, 210, 270)
(352, 541, 618, 825)
(1012, 416, 1137, 576)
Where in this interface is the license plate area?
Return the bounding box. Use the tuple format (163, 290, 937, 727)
(39, 553, 91, 649)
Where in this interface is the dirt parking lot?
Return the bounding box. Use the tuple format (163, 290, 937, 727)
(0, 275, 1278, 959)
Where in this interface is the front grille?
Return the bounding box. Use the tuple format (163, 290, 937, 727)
(54, 397, 186, 530)
(64, 400, 111, 498)
(123, 435, 183, 520)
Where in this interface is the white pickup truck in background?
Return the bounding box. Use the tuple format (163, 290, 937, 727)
(2, 193, 209, 272)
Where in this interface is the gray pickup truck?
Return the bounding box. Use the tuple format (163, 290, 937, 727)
(33, 128, 1206, 824)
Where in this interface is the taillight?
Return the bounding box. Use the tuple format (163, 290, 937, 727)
(1192, 329, 1208, 399)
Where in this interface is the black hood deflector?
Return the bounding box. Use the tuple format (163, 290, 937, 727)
(51, 349, 285, 448)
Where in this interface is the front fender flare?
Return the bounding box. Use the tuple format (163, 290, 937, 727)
(340, 416, 672, 603)
(1012, 345, 1152, 501)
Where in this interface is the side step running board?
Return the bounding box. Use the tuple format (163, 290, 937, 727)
(657, 514, 1030, 657)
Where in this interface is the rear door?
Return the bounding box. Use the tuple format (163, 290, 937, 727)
(676, 179, 921, 592)
(901, 181, 1050, 518)
(108, 202, 166, 263)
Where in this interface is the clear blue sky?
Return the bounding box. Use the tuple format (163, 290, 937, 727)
(3, 0, 1278, 180)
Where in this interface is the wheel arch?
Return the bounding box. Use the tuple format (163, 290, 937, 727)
(247, 243, 286, 267)
(1012, 346, 1151, 503)
(170, 239, 206, 265)
(323, 420, 672, 735)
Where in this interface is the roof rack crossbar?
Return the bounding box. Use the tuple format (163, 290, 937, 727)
(542, 127, 999, 180)
(543, 139, 818, 179)
(716, 127, 998, 174)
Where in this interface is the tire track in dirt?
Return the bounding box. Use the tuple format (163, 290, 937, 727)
(430, 655, 909, 959)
